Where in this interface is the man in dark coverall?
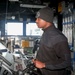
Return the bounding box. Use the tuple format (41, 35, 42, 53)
(32, 7, 71, 75)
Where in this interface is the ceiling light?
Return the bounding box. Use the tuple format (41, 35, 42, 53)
(9, 0, 19, 2)
(20, 4, 46, 8)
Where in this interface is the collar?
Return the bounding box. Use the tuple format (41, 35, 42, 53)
(42, 24, 56, 32)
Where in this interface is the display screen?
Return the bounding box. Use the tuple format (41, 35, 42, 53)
(5, 22, 23, 36)
(26, 23, 43, 36)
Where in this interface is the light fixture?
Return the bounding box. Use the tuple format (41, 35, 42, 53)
(11, 16, 15, 19)
(20, 4, 46, 8)
(9, 0, 19, 1)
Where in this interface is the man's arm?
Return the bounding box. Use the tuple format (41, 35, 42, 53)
(45, 41, 71, 70)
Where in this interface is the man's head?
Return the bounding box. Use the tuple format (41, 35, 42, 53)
(35, 7, 54, 29)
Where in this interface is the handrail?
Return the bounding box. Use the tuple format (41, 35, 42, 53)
(0, 54, 12, 66)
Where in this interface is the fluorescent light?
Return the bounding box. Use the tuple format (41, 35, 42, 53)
(9, 0, 19, 1)
(20, 4, 46, 8)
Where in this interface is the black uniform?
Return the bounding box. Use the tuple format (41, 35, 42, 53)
(36, 25, 71, 75)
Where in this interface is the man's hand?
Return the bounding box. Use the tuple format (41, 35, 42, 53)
(32, 59, 45, 69)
